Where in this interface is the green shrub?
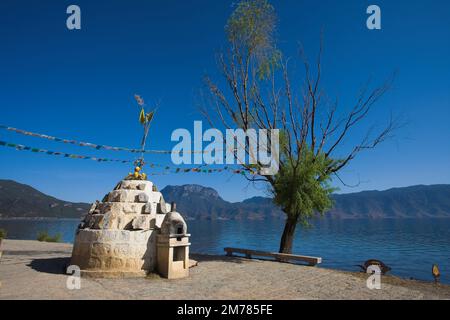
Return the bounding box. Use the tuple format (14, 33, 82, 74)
(0, 229, 6, 240)
(37, 231, 61, 243)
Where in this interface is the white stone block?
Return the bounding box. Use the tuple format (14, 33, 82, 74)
(131, 215, 153, 230)
(117, 215, 134, 230)
(121, 203, 146, 214)
(133, 230, 153, 243)
(120, 180, 153, 191)
(97, 202, 112, 214)
(136, 183, 146, 191)
(113, 243, 133, 256)
(83, 214, 92, 228)
(147, 191, 162, 203)
(117, 230, 132, 242)
(91, 215, 105, 229)
(107, 190, 124, 202)
(99, 202, 145, 215)
(106, 190, 144, 203)
(88, 202, 98, 214)
(143, 202, 157, 215)
(137, 193, 149, 203)
(97, 212, 120, 230)
(97, 230, 119, 242)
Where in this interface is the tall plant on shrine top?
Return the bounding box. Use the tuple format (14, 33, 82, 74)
(128, 94, 156, 180)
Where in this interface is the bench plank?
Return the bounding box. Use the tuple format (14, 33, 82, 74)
(224, 247, 322, 266)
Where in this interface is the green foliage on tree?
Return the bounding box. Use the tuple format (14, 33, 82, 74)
(0, 228, 6, 240)
(225, 0, 281, 79)
(272, 148, 337, 227)
(37, 231, 61, 243)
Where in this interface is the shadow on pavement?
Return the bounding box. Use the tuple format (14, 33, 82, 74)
(28, 257, 70, 274)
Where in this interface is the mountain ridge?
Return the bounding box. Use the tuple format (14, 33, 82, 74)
(0, 179, 449, 219)
(0, 179, 90, 218)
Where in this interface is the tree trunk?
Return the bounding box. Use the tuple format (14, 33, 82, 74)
(279, 215, 298, 254)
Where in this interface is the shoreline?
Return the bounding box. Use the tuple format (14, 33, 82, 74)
(0, 233, 448, 286)
(1, 218, 449, 286)
(1, 237, 443, 286)
(1, 239, 449, 299)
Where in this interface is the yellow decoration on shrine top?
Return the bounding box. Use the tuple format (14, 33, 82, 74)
(139, 109, 146, 124)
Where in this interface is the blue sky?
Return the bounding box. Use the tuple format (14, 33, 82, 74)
(0, 0, 449, 203)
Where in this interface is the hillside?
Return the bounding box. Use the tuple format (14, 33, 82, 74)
(0, 180, 90, 218)
(330, 185, 450, 218)
(160, 184, 450, 220)
(1, 179, 449, 219)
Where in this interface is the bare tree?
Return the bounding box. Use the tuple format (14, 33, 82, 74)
(202, 0, 399, 253)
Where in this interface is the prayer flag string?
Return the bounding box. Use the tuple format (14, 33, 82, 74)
(0, 140, 134, 163)
(0, 139, 256, 176)
(0, 124, 212, 154)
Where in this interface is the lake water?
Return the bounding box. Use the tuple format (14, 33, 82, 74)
(1, 218, 449, 284)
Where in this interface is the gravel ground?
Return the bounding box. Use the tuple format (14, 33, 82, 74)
(0, 239, 449, 300)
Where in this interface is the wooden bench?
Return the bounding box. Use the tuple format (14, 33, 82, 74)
(224, 247, 322, 266)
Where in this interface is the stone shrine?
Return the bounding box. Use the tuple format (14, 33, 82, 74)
(70, 176, 190, 279)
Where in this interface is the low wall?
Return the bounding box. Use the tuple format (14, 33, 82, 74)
(70, 229, 156, 277)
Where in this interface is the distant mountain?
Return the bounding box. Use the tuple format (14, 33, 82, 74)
(1, 179, 449, 220)
(160, 184, 450, 220)
(329, 185, 450, 219)
(0, 180, 90, 218)
(161, 185, 283, 220)
(160, 185, 231, 220)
